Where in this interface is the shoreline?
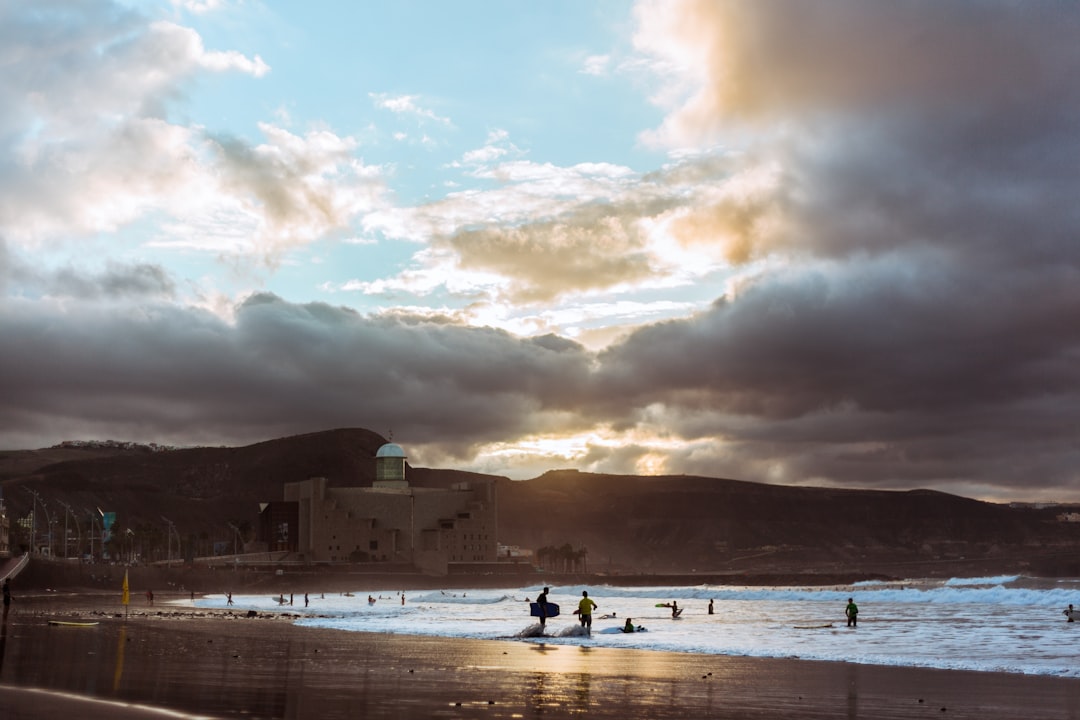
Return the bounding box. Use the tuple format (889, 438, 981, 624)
(2, 593, 1080, 718)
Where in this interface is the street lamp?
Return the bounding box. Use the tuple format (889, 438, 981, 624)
(58, 500, 81, 559)
(22, 488, 38, 554)
(227, 522, 243, 557)
(162, 516, 181, 567)
(23, 489, 52, 556)
(85, 509, 101, 562)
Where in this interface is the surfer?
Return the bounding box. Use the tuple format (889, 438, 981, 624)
(537, 587, 550, 628)
(845, 598, 859, 627)
(708, 599, 714, 615)
(577, 591, 598, 631)
(670, 600, 680, 618)
(623, 618, 635, 633)
(1065, 604, 1075, 622)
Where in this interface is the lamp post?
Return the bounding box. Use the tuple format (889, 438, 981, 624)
(162, 516, 181, 567)
(125, 528, 135, 564)
(58, 501, 81, 559)
(85, 509, 101, 562)
(23, 489, 51, 556)
(22, 488, 38, 554)
(227, 522, 243, 557)
(40, 499, 53, 557)
(162, 516, 175, 567)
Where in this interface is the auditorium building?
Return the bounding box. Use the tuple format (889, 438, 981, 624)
(258, 441, 498, 575)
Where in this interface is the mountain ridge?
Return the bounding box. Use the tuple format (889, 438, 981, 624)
(2, 428, 1077, 576)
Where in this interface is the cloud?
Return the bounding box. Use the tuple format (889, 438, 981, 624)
(0, 293, 595, 453)
(0, 2, 389, 262)
(633, 0, 1080, 145)
(370, 93, 451, 125)
(202, 123, 388, 254)
(580, 54, 610, 76)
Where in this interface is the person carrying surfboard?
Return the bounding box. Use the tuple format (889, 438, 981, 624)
(845, 598, 859, 627)
(577, 591, 598, 631)
(537, 587, 551, 628)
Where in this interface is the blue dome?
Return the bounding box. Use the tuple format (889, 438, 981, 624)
(376, 442, 406, 458)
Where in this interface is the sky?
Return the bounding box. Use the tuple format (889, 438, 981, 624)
(3, 0, 1080, 502)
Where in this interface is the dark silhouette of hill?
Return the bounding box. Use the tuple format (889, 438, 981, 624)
(2, 429, 1077, 577)
(495, 469, 1078, 576)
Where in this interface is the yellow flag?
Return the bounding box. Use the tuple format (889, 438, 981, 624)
(122, 569, 129, 607)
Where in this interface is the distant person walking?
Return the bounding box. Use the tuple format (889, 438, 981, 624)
(845, 598, 859, 627)
(577, 591, 598, 632)
(304, 593, 309, 608)
(537, 587, 551, 628)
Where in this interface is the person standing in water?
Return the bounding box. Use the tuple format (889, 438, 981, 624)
(577, 591, 598, 632)
(708, 599, 714, 615)
(845, 598, 859, 627)
(537, 587, 552, 626)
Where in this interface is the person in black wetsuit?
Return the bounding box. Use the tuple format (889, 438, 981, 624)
(537, 587, 551, 628)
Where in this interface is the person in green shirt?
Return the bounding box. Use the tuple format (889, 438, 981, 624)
(845, 598, 859, 627)
(578, 590, 598, 631)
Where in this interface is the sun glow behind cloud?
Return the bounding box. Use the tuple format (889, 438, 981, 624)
(457, 428, 707, 480)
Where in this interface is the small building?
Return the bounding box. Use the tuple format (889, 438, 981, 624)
(260, 439, 498, 575)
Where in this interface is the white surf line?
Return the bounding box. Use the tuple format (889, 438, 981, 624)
(2, 686, 221, 719)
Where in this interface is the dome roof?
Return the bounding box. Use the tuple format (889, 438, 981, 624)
(376, 442, 406, 458)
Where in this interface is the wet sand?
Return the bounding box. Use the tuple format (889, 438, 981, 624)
(1, 592, 1080, 719)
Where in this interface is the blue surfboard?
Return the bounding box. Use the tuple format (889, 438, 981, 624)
(529, 602, 560, 618)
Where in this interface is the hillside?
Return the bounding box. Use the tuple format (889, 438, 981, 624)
(2, 428, 1079, 577)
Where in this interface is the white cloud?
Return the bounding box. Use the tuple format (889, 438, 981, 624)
(580, 54, 611, 76)
(369, 93, 451, 125)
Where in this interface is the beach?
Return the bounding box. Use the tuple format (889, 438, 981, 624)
(0, 591, 1078, 719)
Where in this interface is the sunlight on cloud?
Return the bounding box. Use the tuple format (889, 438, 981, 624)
(462, 429, 703, 480)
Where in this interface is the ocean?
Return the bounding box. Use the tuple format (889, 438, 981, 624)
(202, 575, 1080, 677)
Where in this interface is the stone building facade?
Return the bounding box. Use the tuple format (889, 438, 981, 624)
(271, 441, 498, 574)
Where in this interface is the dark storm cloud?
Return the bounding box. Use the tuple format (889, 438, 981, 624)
(0, 293, 593, 452)
(592, 0, 1080, 497)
